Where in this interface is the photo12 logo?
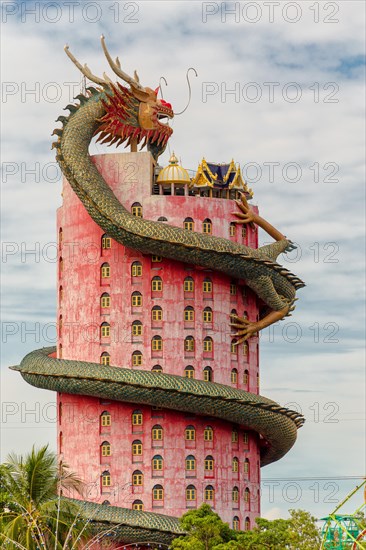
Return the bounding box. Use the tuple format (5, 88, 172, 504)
(1, 1, 140, 24)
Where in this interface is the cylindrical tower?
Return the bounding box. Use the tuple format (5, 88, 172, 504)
(57, 151, 261, 530)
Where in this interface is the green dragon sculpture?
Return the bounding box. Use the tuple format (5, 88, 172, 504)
(12, 37, 305, 544)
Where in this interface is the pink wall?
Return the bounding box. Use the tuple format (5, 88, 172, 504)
(57, 152, 261, 530)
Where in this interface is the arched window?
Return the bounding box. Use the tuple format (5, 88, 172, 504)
(132, 410, 143, 426)
(205, 485, 214, 501)
(231, 339, 238, 354)
(229, 222, 236, 237)
(132, 320, 143, 337)
(184, 336, 195, 353)
(132, 351, 142, 367)
(245, 517, 250, 531)
(184, 306, 195, 322)
(185, 425, 195, 441)
(131, 202, 142, 217)
(100, 322, 110, 338)
(186, 485, 196, 501)
(151, 364, 162, 374)
(101, 262, 110, 278)
(244, 458, 250, 476)
(100, 292, 110, 308)
(184, 365, 195, 379)
(185, 455, 196, 471)
(101, 441, 111, 457)
(230, 309, 237, 332)
(152, 276, 163, 292)
(131, 261, 142, 277)
(58, 227, 63, 246)
(152, 455, 163, 471)
(152, 484, 164, 501)
(203, 366, 213, 382)
(232, 429, 238, 443)
(204, 455, 214, 471)
(132, 500, 143, 511)
(58, 315, 62, 333)
(244, 487, 250, 504)
(100, 352, 110, 366)
(242, 225, 247, 238)
(184, 217, 194, 231)
(59, 257, 63, 274)
(132, 470, 143, 486)
(243, 342, 249, 357)
(230, 281, 237, 295)
(102, 500, 110, 505)
(232, 486, 239, 503)
(233, 516, 240, 531)
(232, 457, 239, 473)
(231, 368, 238, 385)
(243, 310, 249, 319)
(203, 218, 212, 234)
(131, 291, 142, 307)
(152, 335, 163, 352)
(158, 216, 168, 222)
(100, 411, 111, 427)
(132, 440, 142, 456)
(203, 337, 213, 353)
(203, 307, 213, 323)
(203, 278, 212, 293)
(184, 277, 194, 293)
(151, 305, 163, 322)
(101, 234, 112, 250)
(152, 425, 163, 441)
(101, 471, 111, 487)
(204, 426, 213, 441)
(59, 285, 63, 303)
(243, 369, 249, 385)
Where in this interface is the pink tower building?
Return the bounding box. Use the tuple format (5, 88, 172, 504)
(57, 151, 261, 533)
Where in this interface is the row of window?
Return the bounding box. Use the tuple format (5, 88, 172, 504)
(100, 413, 250, 445)
(100, 443, 250, 474)
(101, 470, 251, 504)
(100, 349, 256, 380)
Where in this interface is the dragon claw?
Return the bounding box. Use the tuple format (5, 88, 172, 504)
(230, 314, 260, 340)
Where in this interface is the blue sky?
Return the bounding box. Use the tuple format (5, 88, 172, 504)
(1, 0, 365, 521)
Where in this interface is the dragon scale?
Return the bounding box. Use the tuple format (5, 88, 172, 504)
(14, 42, 305, 544)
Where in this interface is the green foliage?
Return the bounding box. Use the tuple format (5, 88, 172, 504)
(0, 444, 90, 549)
(171, 504, 235, 550)
(172, 505, 322, 550)
(287, 509, 322, 549)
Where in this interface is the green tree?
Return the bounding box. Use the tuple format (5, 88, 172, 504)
(287, 509, 322, 549)
(172, 506, 322, 550)
(0, 445, 90, 549)
(171, 504, 235, 550)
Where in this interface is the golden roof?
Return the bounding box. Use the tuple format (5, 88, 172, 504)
(156, 153, 191, 185)
(190, 158, 253, 198)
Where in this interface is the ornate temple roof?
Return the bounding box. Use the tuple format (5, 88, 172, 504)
(190, 158, 253, 198)
(156, 152, 191, 186)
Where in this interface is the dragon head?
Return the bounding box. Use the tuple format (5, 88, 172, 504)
(64, 36, 174, 160)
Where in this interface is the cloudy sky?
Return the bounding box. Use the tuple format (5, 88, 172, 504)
(1, 0, 365, 521)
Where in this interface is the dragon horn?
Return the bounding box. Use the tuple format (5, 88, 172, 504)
(64, 45, 107, 86)
(101, 35, 144, 90)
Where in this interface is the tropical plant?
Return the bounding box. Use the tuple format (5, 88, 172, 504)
(0, 445, 90, 549)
